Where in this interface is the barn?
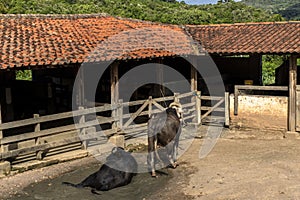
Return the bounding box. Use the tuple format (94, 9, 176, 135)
(0, 14, 299, 175)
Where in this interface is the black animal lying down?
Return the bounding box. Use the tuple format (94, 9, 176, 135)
(63, 147, 137, 193)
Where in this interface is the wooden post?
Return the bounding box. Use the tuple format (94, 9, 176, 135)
(5, 88, 13, 121)
(117, 99, 123, 130)
(174, 93, 179, 103)
(225, 92, 230, 127)
(34, 114, 43, 160)
(191, 66, 197, 92)
(148, 96, 153, 117)
(288, 55, 297, 132)
(77, 67, 85, 107)
(234, 86, 238, 115)
(79, 106, 87, 150)
(195, 91, 201, 125)
(111, 62, 119, 129)
(156, 58, 164, 97)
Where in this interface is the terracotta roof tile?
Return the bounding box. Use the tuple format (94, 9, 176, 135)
(185, 22, 300, 54)
(1, 15, 299, 70)
(0, 14, 198, 69)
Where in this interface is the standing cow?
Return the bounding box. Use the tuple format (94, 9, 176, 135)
(63, 147, 137, 193)
(147, 101, 183, 177)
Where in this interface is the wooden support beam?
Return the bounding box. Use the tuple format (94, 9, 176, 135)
(77, 67, 85, 107)
(111, 62, 119, 129)
(195, 91, 201, 125)
(191, 66, 197, 92)
(156, 58, 164, 97)
(288, 54, 297, 132)
(225, 92, 230, 127)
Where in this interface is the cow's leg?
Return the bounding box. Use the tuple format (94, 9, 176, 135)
(173, 126, 182, 164)
(147, 136, 157, 177)
(166, 141, 177, 169)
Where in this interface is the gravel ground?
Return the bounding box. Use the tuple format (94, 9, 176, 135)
(1, 126, 300, 200)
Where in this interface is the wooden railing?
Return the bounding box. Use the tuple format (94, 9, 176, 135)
(0, 91, 199, 163)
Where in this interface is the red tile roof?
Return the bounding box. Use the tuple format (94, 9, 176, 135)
(185, 22, 300, 55)
(0, 14, 198, 69)
(0, 15, 299, 70)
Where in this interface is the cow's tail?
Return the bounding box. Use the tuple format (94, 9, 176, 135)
(62, 181, 84, 188)
(91, 189, 102, 195)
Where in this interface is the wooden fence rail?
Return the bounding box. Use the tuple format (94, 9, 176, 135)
(0, 91, 198, 163)
(0, 90, 228, 164)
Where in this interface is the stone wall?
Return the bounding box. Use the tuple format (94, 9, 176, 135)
(230, 95, 288, 131)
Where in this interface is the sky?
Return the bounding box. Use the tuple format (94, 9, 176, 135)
(178, 0, 242, 5)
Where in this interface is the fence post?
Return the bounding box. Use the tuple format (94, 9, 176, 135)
(117, 99, 123, 130)
(225, 92, 230, 127)
(148, 96, 152, 117)
(195, 91, 201, 125)
(174, 93, 179, 103)
(79, 107, 87, 150)
(34, 114, 45, 160)
(234, 86, 238, 115)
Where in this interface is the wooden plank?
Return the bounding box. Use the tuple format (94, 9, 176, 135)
(201, 96, 224, 101)
(148, 96, 153, 117)
(80, 128, 118, 139)
(182, 102, 196, 108)
(195, 91, 201, 125)
(235, 85, 288, 91)
(123, 100, 149, 128)
(0, 104, 115, 131)
(152, 99, 165, 111)
(177, 91, 195, 99)
(225, 92, 230, 127)
(121, 99, 148, 107)
(184, 114, 196, 121)
(191, 65, 197, 92)
(201, 98, 225, 120)
(123, 123, 148, 131)
(201, 107, 225, 112)
(1, 117, 114, 145)
(117, 99, 123, 129)
(156, 60, 164, 97)
(111, 61, 119, 129)
(234, 86, 239, 115)
(79, 107, 87, 150)
(288, 55, 297, 132)
(0, 136, 81, 160)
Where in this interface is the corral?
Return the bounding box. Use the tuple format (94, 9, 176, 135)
(0, 14, 299, 199)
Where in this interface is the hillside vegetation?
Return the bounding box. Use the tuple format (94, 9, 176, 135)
(0, 0, 283, 24)
(241, 0, 300, 20)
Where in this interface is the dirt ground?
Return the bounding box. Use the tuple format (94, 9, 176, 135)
(1, 113, 300, 200)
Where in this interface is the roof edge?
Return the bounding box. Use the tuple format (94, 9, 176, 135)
(185, 21, 300, 27)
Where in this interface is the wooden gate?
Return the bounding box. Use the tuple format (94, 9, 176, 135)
(197, 92, 230, 127)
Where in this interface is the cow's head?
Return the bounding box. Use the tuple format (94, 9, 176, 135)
(169, 102, 183, 120)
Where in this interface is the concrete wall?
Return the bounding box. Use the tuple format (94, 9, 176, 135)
(231, 95, 287, 116)
(230, 94, 288, 130)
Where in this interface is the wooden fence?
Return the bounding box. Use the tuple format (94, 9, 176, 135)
(0, 91, 229, 164)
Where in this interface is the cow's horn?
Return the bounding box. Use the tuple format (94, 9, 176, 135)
(169, 102, 181, 108)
